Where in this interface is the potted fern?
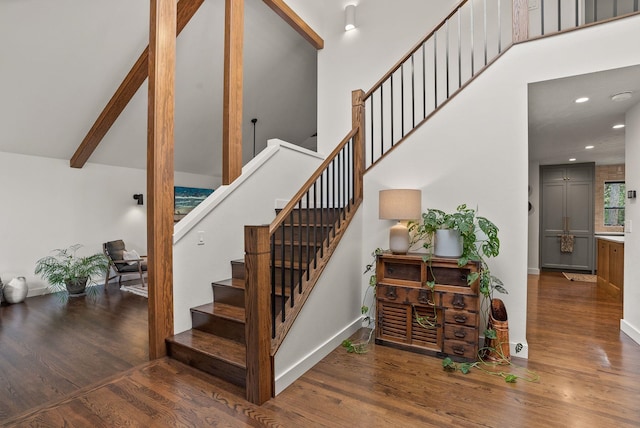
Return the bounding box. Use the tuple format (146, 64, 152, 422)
(34, 244, 109, 296)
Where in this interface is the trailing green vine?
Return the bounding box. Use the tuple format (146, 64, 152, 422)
(442, 342, 539, 383)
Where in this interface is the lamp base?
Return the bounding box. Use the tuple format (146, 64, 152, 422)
(389, 221, 410, 254)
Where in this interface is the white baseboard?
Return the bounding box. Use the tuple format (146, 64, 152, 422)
(26, 287, 49, 298)
(274, 318, 362, 395)
(527, 268, 540, 275)
(621, 319, 640, 346)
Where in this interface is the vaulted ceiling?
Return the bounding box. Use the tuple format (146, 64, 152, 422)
(0, 0, 317, 180)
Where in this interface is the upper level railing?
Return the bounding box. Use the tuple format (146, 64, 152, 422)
(363, 0, 639, 170)
(529, 0, 639, 37)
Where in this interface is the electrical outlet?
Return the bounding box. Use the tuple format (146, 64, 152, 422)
(197, 231, 205, 245)
(624, 220, 632, 233)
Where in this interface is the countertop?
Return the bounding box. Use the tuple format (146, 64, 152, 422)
(595, 235, 625, 244)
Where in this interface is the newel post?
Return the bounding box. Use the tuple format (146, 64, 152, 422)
(244, 225, 272, 405)
(512, 0, 529, 43)
(352, 89, 365, 202)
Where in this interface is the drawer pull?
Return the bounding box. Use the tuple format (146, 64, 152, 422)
(452, 294, 466, 309)
(453, 329, 467, 339)
(418, 289, 434, 305)
(452, 345, 466, 355)
(453, 314, 468, 324)
(385, 287, 397, 300)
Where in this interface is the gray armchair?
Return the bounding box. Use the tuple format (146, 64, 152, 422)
(103, 240, 147, 289)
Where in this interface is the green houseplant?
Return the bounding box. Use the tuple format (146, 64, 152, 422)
(34, 244, 109, 295)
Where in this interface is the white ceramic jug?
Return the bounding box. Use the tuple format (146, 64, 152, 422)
(4, 276, 28, 304)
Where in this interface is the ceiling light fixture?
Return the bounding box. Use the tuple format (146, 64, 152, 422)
(585, 145, 594, 149)
(569, 158, 577, 162)
(613, 124, 625, 129)
(574, 97, 589, 103)
(611, 91, 633, 102)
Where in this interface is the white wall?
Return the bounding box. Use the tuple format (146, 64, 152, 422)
(621, 101, 640, 343)
(0, 152, 213, 295)
(172, 140, 324, 333)
(274, 210, 363, 394)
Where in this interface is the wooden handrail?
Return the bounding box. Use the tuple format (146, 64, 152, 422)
(269, 127, 358, 234)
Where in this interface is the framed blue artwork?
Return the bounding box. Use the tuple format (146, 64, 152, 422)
(174, 186, 214, 219)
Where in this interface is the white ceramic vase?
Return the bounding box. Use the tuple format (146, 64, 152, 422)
(4, 276, 28, 304)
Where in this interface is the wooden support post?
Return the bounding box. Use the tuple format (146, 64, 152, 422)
(352, 90, 365, 202)
(512, 0, 529, 43)
(244, 225, 273, 405)
(223, 0, 244, 185)
(147, 0, 176, 359)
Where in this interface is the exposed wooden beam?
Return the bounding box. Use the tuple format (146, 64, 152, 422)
(147, 0, 176, 360)
(262, 0, 323, 49)
(222, 0, 244, 185)
(70, 0, 204, 169)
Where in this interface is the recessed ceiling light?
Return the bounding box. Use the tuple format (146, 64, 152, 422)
(585, 145, 594, 149)
(569, 158, 577, 162)
(611, 91, 633, 102)
(575, 97, 589, 103)
(613, 124, 625, 129)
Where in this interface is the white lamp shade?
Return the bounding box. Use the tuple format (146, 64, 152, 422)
(379, 189, 422, 220)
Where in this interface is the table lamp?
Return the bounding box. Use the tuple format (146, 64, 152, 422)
(379, 189, 422, 254)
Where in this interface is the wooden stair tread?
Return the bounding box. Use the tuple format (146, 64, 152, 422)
(212, 278, 245, 289)
(168, 330, 246, 368)
(192, 302, 245, 322)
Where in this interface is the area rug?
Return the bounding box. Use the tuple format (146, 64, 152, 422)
(121, 283, 148, 298)
(562, 272, 597, 283)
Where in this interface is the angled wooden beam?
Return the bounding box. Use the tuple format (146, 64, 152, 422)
(147, 0, 176, 360)
(262, 0, 323, 49)
(222, 0, 244, 185)
(70, 0, 204, 168)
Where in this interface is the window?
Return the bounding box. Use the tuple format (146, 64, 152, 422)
(604, 181, 625, 226)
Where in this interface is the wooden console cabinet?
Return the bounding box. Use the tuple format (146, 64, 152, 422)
(596, 237, 624, 301)
(375, 253, 481, 362)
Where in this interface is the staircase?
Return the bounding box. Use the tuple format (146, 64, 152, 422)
(166, 208, 340, 391)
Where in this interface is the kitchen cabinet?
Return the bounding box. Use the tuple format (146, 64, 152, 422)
(597, 237, 624, 301)
(540, 163, 594, 271)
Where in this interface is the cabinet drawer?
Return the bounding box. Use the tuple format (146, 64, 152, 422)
(442, 293, 478, 311)
(444, 324, 476, 344)
(443, 340, 477, 360)
(406, 287, 440, 306)
(377, 284, 441, 306)
(376, 284, 408, 303)
(379, 259, 422, 285)
(444, 309, 477, 327)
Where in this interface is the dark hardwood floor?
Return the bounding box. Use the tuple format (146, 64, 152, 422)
(2, 272, 640, 427)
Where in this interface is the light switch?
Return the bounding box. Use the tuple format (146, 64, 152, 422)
(625, 220, 632, 233)
(197, 231, 205, 245)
